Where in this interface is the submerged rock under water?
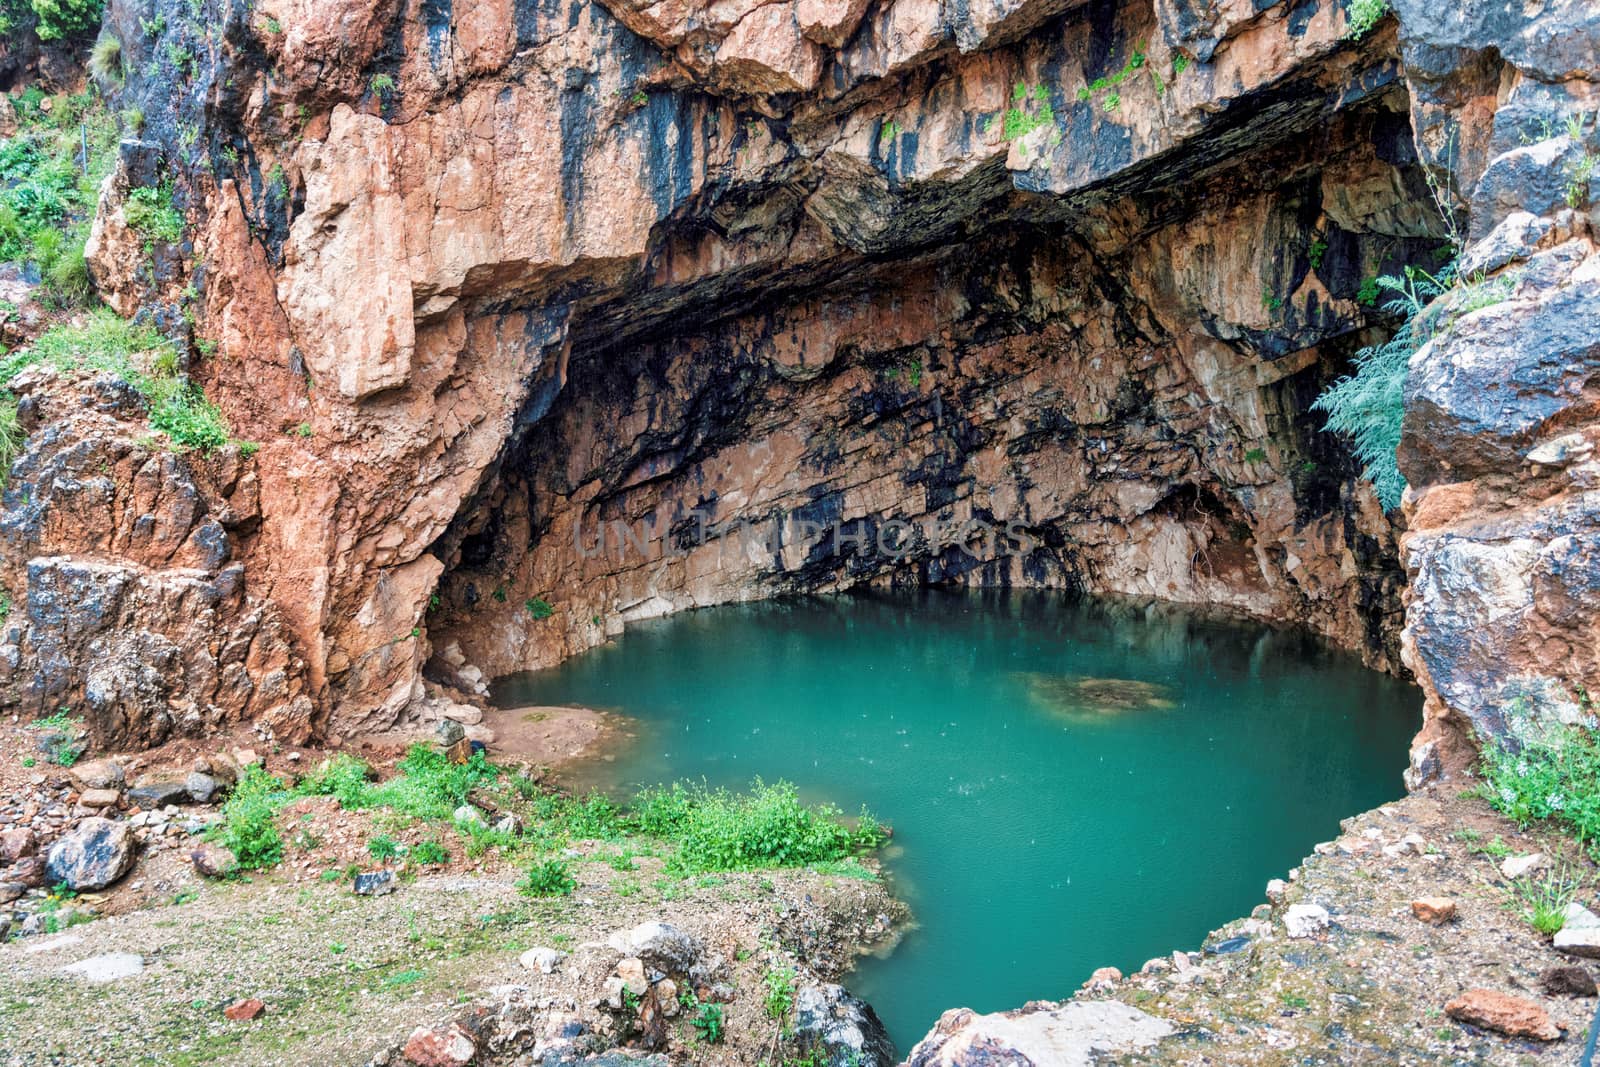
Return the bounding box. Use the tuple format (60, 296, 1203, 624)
(1018, 672, 1178, 719)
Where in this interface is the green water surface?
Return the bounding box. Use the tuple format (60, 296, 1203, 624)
(496, 589, 1421, 1051)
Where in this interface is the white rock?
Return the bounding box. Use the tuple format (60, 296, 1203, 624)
(1265, 879, 1288, 904)
(519, 947, 566, 974)
(1284, 903, 1330, 939)
(452, 805, 486, 827)
(1555, 925, 1600, 958)
(1501, 853, 1544, 879)
(1401, 833, 1427, 855)
(62, 952, 144, 983)
(1526, 432, 1592, 467)
(1562, 902, 1600, 931)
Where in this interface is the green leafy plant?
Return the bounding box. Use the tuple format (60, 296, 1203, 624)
(123, 183, 186, 249)
(763, 965, 796, 1021)
(878, 119, 901, 151)
(29, 0, 104, 40)
(1309, 238, 1329, 270)
(1076, 41, 1149, 104)
(410, 839, 449, 866)
(517, 857, 577, 897)
(525, 597, 554, 619)
(1344, 0, 1391, 40)
(1000, 82, 1054, 141)
(367, 835, 401, 862)
(370, 73, 395, 95)
(635, 779, 884, 874)
(691, 1002, 725, 1044)
(1478, 696, 1600, 855)
(210, 765, 292, 869)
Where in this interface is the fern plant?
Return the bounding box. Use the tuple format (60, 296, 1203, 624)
(1313, 263, 1454, 510)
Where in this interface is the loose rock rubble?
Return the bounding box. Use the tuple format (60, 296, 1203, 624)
(1036, 789, 1600, 1065)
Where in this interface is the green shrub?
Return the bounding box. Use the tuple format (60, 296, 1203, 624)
(1479, 702, 1600, 854)
(145, 377, 230, 451)
(763, 965, 796, 1020)
(651, 779, 883, 874)
(367, 835, 400, 862)
(123, 183, 185, 248)
(411, 840, 449, 865)
(518, 857, 576, 897)
(301, 753, 374, 807)
(1344, 0, 1391, 40)
(29, 0, 104, 40)
(525, 597, 553, 619)
(1000, 82, 1053, 141)
(567, 792, 623, 840)
(370, 744, 500, 820)
(212, 765, 291, 869)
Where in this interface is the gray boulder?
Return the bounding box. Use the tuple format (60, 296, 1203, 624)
(604, 921, 704, 975)
(793, 983, 897, 1067)
(46, 817, 137, 891)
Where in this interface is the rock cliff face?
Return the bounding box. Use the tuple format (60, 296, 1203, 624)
(1386, 0, 1600, 785)
(22, 0, 1435, 745)
(1, 0, 1592, 768)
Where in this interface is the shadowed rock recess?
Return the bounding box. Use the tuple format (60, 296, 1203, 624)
(0, 0, 1595, 881)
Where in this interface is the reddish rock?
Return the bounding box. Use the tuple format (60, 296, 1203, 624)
(0, 828, 35, 864)
(1410, 897, 1457, 925)
(401, 1023, 476, 1066)
(1444, 989, 1562, 1042)
(8, 856, 47, 888)
(79, 789, 121, 809)
(223, 998, 266, 1021)
(190, 843, 239, 879)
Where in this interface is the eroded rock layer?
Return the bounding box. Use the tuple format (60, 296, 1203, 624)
(7, 0, 1592, 766)
(90, 0, 1436, 741)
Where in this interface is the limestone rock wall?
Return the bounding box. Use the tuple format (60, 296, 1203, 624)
(1389, 0, 1600, 785)
(42, 0, 1432, 740)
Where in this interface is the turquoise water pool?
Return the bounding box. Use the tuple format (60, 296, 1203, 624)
(496, 589, 1421, 1050)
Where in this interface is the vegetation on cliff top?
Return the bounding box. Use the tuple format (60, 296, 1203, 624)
(1344, 0, 1392, 40)
(0, 309, 233, 452)
(0, 87, 236, 474)
(0, 86, 118, 307)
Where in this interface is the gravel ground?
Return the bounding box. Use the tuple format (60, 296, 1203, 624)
(0, 841, 901, 1066)
(1090, 787, 1600, 1065)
